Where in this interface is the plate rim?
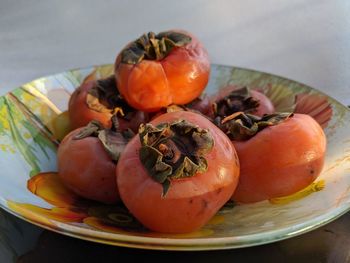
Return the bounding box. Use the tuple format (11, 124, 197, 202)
(2, 198, 350, 251)
(5, 62, 349, 112)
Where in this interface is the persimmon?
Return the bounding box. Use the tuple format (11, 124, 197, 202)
(117, 111, 239, 233)
(57, 118, 134, 204)
(149, 94, 212, 121)
(68, 75, 148, 132)
(114, 30, 210, 112)
(211, 86, 275, 120)
(182, 94, 212, 116)
(222, 112, 326, 203)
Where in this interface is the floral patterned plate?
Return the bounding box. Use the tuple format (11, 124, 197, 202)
(0, 64, 349, 251)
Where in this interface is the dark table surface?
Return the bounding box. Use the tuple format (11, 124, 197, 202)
(0, 207, 348, 263)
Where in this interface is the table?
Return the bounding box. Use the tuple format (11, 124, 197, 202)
(0, 1, 350, 262)
(0, 210, 349, 262)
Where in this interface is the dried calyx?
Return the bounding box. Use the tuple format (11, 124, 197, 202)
(74, 116, 134, 162)
(213, 87, 260, 122)
(86, 75, 136, 120)
(121, 31, 192, 64)
(221, 112, 293, 141)
(139, 120, 214, 196)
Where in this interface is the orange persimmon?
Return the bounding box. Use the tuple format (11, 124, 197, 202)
(57, 119, 133, 204)
(68, 76, 147, 132)
(117, 111, 239, 233)
(114, 30, 210, 112)
(69, 79, 111, 129)
(210, 86, 275, 118)
(224, 113, 326, 203)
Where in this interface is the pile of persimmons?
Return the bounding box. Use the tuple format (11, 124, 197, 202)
(57, 30, 326, 233)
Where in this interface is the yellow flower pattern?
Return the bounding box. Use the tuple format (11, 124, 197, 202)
(9, 172, 218, 238)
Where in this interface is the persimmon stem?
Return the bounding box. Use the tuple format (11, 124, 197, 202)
(158, 143, 174, 159)
(213, 87, 260, 119)
(138, 120, 213, 196)
(221, 112, 293, 141)
(85, 75, 134, 118)
(121, 31, 192, 64)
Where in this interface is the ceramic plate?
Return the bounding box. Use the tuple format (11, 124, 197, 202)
(0, 64, 349, 251)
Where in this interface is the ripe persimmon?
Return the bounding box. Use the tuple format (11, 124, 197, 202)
(114, 30, 210, 112)
(57, 119, 133, 204)
(222, 112, 326, 203)
(211, 86, 275, 119)
(68, 76, 147, 132)
(117, 111, 239, 233)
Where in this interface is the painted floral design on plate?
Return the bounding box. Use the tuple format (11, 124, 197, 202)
(0, 64, 349, 250)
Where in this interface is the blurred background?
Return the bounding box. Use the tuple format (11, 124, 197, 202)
(0, 0, 349, 104)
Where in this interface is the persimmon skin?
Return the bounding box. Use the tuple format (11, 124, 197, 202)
(114, 30, 210, 112)
(210, 85, 275, 117)
(249, 90, 275, 116)
(69, 81, 112, 129)
(68, 80, 147, 132)
(57, 128, 120, 204)
(117, 111, 240, 233)
(186, 94, 212, 116)
(232, 114, 326, 203)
